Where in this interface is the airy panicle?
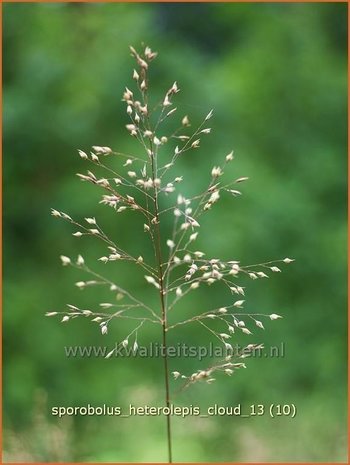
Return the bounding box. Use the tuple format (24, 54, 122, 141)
(47, 44, 294, 463)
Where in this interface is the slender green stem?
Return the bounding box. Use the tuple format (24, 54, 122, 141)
(150, 148, 173, 463)
(139, 61, 173, 463)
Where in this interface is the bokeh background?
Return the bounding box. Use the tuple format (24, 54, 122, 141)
(3, 2, 347, 463)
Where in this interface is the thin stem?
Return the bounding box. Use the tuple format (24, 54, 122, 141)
(135, 53, 174, 462)
(150, 150, 173, 463)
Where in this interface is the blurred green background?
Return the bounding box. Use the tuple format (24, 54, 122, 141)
(3, 2, 347, 463)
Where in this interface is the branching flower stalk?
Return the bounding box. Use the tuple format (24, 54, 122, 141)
(47, 45, 294, 463)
